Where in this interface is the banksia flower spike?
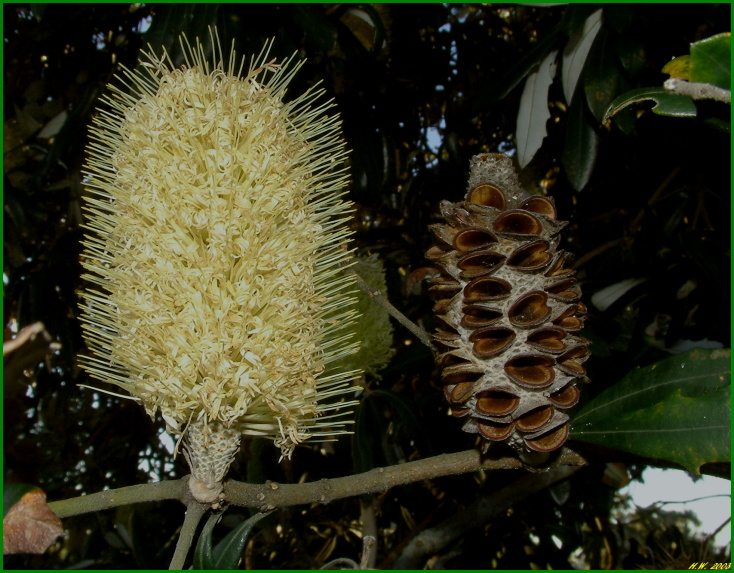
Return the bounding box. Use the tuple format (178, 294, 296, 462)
(426, 154, 589, 463)
(79, 30, 360, 501)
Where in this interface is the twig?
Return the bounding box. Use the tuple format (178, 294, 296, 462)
(223, 448, 587, 510)
(360, 536, 377, 570)
(47, 477, 188, 518)
(629, 166, 682, 234)
(320, 537, 376, 571)
(574, 166, 681, 269)
(703, 516, 731, 547)
(169, 498, 207, 570)
(390, 465, 582, 569)
(350, 270, 436, 352)
(571, 238, 625, 270)
(46, 449, 588, 519)
(321, 557, 360, 570)
(651, 493, 731, 506)
(664, 78, 731, 104)
(3, 322, 56, 356)
(360, 499, 378, 568)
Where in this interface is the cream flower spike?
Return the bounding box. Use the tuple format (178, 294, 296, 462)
(79, 29, 361, 501)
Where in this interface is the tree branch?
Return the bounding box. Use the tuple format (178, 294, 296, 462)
(664, 78, 731, 104)
(223, 447, 587, 510)
(47, 476, 188, 518)
(169, 497, 208, 570)
(46, 449, 588, 519)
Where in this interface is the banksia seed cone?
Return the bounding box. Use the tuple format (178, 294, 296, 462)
(426, 154, 589, 460)
(79, 30, 359, 498)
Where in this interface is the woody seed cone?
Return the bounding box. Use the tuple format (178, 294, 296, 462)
(427, 154, 590, 461)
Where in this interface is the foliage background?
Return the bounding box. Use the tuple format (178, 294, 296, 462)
(3, 3, 730, 569)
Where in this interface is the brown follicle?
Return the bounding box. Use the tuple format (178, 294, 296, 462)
(427, 153, 589, 459)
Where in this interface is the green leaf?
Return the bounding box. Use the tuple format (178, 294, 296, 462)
(561, 4, 605, 36)
(352, 392, 383, 474)
(516, 49, 559, 168)
(604, 87, 698, 121)
(192, 512, 220, 570)
(689, 32, 731, 90)
(584, 29, 621, 122)
(3, 483, 40, 518)
(616, 37, 646, 76)
(562, 8, 603, 105)
(562, 86, 598, 191)
(571, 348, 731, 474)
(703, 117, 731, 133)
(662, 55, 691, 80)
(212, 512, 268, 569)
(141, 4, 221, 68)
(370, 389, 427, 453)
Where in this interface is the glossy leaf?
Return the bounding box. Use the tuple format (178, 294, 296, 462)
(584, 29, 621, 121)
(516, 49, 559, 168)
(560, 3, 605, 35)
(192, 512, 219, 570)
(562, 8, 602, 105)
(616, 37, 646, 76)
(212, 512, 268, 569)
(604, 87, 697, 121)
(571, 348, 731, 474)
(562, 86, 599, 191)
(590, 278, 647, 312)
(689, 32, 731, 89)
(662, 55, 691, 80)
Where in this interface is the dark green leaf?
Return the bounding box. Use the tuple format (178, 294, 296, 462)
(3, 483, 40, 518)
(292, 4, 337, 52)
(703, 117, 731, 133)
(560, 4, 606, 36)
(562, 87, 598, 191)
(571, 348, 731, 474)
(689, 32, 731, 90)
(604, 87, 698, 121)
(353, 389, 429, 475)
(212, 512, 268, 569)
(357, 4, 388, 55)
(584, 29, 621, 122)
(142, 4, 221, 68)
(352, 393, 382, 474)
(192, 512, 220, 570)
(616, 37, 646, 76)
(370, 389, 427, 452)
